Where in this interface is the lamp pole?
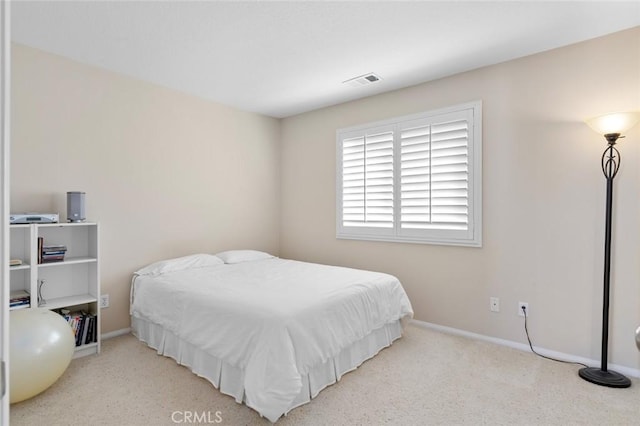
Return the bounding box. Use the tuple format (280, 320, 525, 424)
(578, 133, 631, 388)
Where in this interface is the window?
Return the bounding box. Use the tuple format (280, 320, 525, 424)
(336, 101, 482, 247)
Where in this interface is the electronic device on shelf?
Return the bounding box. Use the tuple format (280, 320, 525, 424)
(10, 213, 59, 224)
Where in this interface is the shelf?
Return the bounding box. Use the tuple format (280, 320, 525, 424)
(9, 222, 101, 358)
(37, 222, 97, 228)
(39, 294, 98, 310)
(10, 263, 30, 271)
(38, 256, 97, 268)
(73, 342, 99, 359)
(9, 305, 31, 311)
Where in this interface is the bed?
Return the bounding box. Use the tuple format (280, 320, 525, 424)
(130, 250, 413, 422)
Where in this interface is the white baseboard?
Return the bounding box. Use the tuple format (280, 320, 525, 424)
(101, 327, 131, 340)
(411, 319, 640, 379)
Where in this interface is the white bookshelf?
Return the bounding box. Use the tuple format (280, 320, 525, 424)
(9, 222, 100, 357)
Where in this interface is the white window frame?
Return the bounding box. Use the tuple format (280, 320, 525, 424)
(336, 101, 482, 247)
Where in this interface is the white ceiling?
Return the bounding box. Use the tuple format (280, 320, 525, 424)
(10, 1, 640, 118)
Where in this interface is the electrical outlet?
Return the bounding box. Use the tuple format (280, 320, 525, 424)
(100, 294, 109, 308)
(518, 302, 528, 317)
(490, 297, 500, 312)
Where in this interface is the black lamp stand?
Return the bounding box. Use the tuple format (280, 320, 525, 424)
(578, 133, 631, 388)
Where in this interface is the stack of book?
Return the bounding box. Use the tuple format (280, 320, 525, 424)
(9, 290, 30, 310)
(38, 237, 67, 263)
(58, 310, 98, 346)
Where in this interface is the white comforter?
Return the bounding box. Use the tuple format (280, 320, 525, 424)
(130, 258, 413, 421)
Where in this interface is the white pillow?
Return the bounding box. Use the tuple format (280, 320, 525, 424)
(135, 253, 224, 277)
(215, 250, 275, 264)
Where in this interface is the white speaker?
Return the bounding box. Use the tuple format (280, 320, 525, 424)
(66, 192, 86, 222)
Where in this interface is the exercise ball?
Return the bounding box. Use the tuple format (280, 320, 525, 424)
(10, 308, 75, 403)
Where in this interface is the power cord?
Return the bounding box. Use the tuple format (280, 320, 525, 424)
(521, 305, 589, 368)
(37, 279, 47, 306)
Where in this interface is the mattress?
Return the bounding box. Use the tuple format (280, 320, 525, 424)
(130, 254, 413, 422)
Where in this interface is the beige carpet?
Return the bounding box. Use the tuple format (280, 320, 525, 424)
(10, 324, 640, 425)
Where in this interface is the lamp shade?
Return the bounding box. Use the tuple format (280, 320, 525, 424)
(586, 111, 640, 136)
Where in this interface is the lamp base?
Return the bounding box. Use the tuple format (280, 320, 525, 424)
(579, 367, 631, 388)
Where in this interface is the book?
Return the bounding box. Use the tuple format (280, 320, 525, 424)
(39, 242, 67, 263)
(37, 237, 43, 264)
(10, 259, 23, 266)
(80, 314, 91, 345)
(88, 315, 97, 343)
(42, 245, 67, 252)
(9, 290, 30, 310)
(75, 315, 86, 346)
(37, 239, 68, 264)
(41, 255, 65, 263)
(9, 303, 30, 310)
(55, 310, 96, 346)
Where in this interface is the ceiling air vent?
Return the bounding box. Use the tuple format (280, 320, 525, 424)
(343, 73, 382, 87)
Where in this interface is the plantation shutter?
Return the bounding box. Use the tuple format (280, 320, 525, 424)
(337, 102, 480, 246)
(398, 109, 473, 240)
(340, 127, 394, 230)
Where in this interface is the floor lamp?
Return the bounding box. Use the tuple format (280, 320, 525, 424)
(579, 111, 640, 388)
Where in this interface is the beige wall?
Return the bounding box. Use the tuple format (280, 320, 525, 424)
(280, 27, 640, 369)
(11, 44, 281, 333)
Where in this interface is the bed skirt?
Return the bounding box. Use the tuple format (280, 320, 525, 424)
(131, 316, 403, 420)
